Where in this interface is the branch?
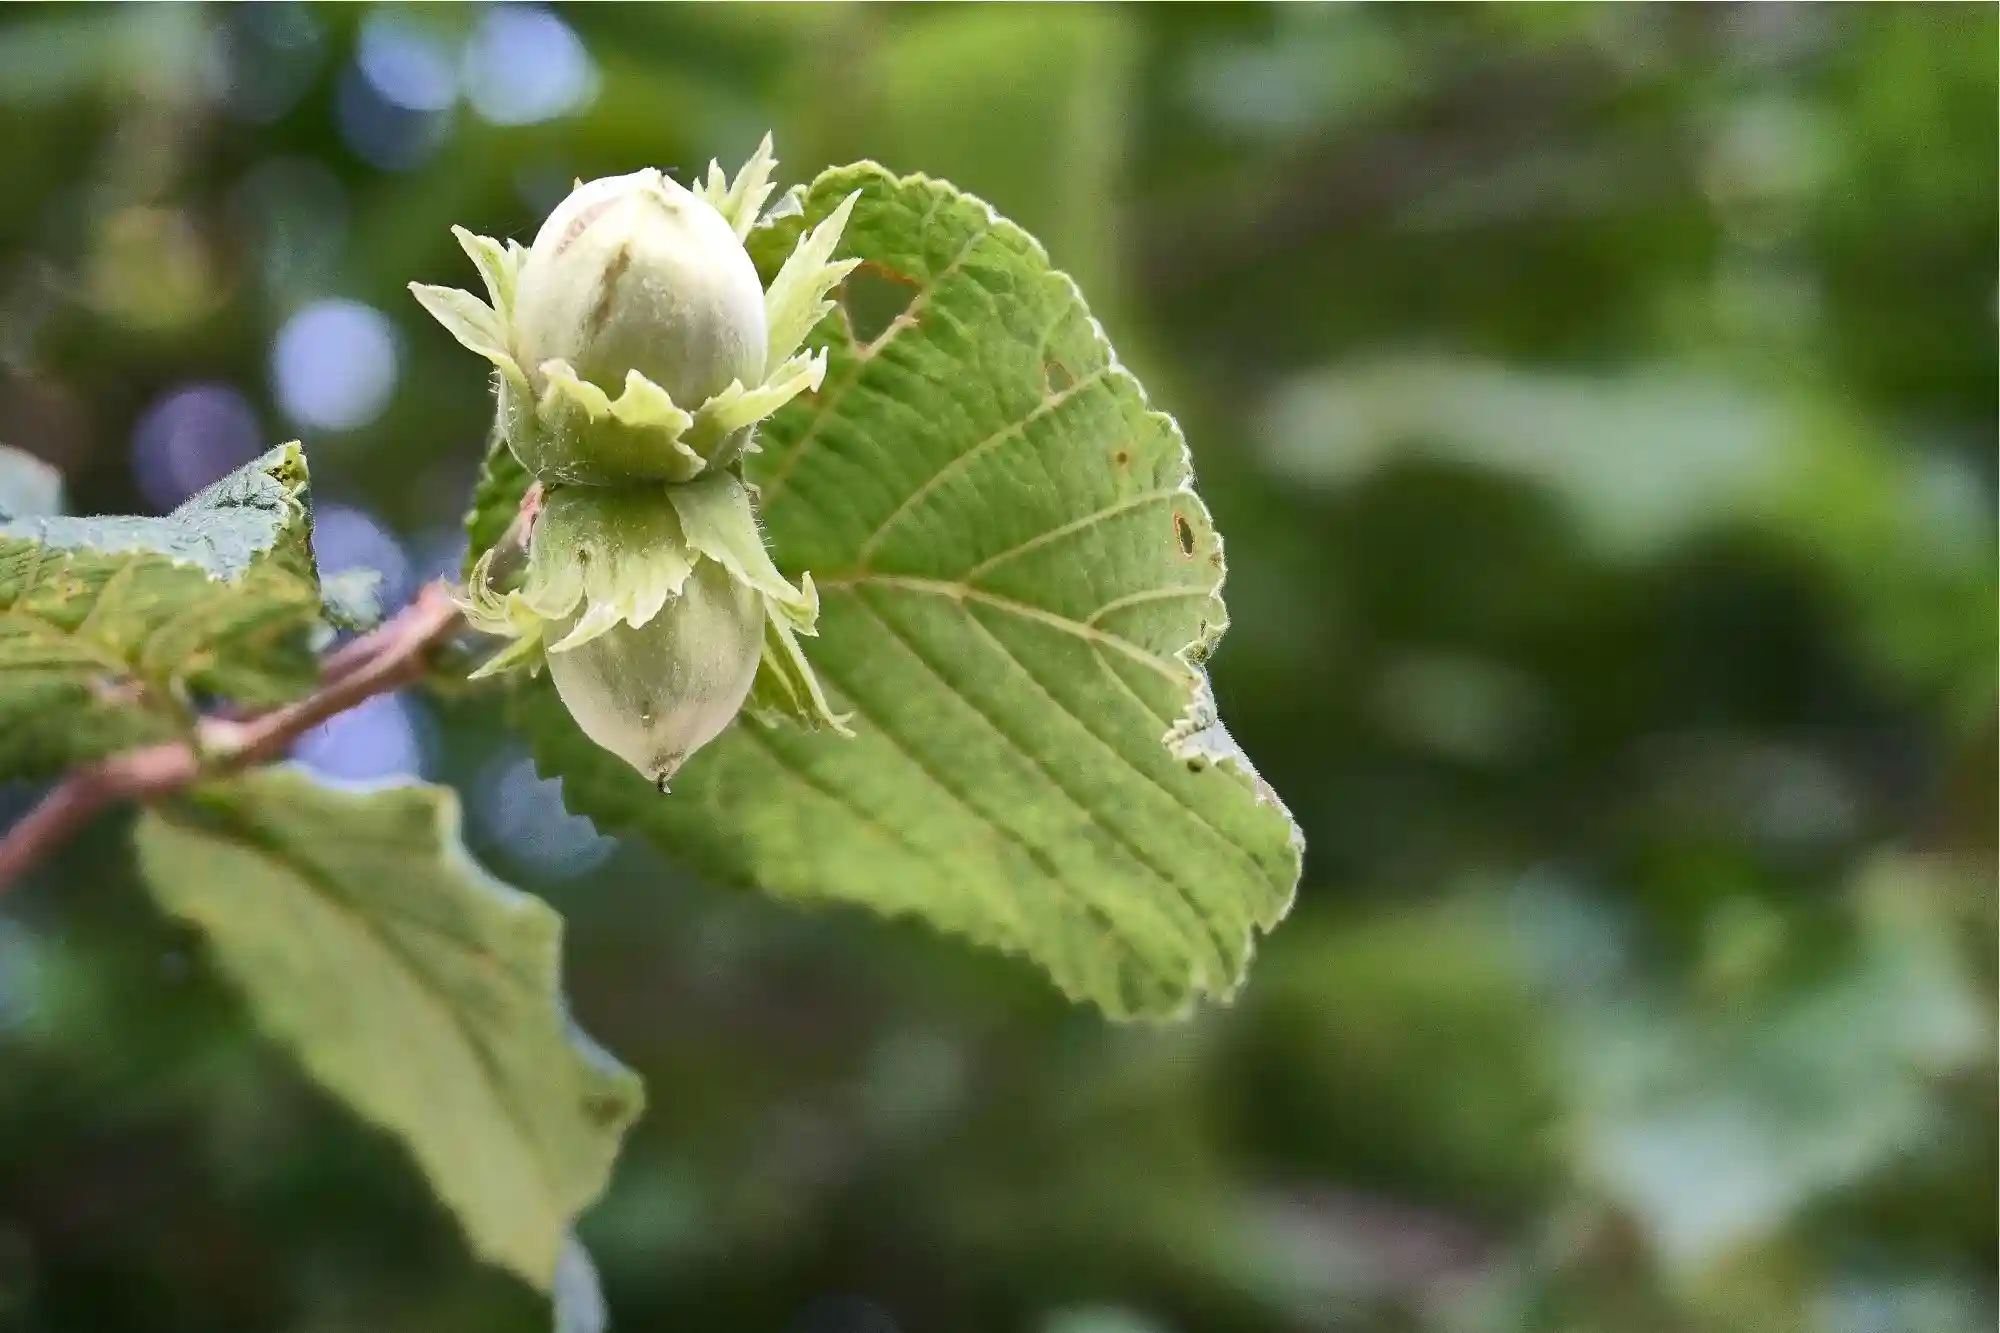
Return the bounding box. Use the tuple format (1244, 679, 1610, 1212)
(0, 581, 465, 893)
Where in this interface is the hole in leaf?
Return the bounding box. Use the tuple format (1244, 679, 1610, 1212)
(1044, 357, 1075, 395)
(841, 264, 919, 346)
(1173, 512, 1196, 558)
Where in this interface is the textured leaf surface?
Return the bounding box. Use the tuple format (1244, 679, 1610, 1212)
(133, 766, 644, 1290)
(0, 444, 324, 778)
(470, 166, 1301, 1018)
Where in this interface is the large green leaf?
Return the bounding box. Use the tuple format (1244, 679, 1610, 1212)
(0, 444, 326, 778)
(133, 766, 644, 1291)
(470, 165, 1302, 1018)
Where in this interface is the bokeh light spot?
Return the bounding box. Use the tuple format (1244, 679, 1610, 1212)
(292, 692, 425, 784)
(337, 21, 454, 172)
(224, 1, 325, 123)
(356, 11, 457, 113)
(272, 299, 399, 432)
(311, 503, 412, 609)
(131, 383, 263, 510)
(476, 756, 616, 881)
(463, 6, 595, 126)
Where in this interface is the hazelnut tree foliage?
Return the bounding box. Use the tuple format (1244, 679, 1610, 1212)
(0, 140, 1302, 1319)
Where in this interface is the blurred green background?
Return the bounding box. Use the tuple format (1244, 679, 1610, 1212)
(0, 4, 1993, 1331)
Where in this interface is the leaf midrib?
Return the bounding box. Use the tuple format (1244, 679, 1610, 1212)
(756, 196, 993, 504)
(816, 576, 1187, 680)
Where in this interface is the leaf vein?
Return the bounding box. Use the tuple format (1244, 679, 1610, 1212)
(1089, 641, 1176, 730)
(817, 576, 1186, 681)
(808, 639, 1158, 980)
(853, 591, 1223, 982)
(854, 365, 1112, 566)
(1085, 584, 1213, 627)
(759, 218, 993, 503)
(961, 488, 1181, 581)
(957, 600, 1273, 887)
(733, 720, 1030, 941)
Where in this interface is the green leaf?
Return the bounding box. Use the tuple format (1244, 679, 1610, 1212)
(132, 766, 644, 1292)
(0, 444, 326, 778)
(468, 166, 1301, 1019)
(462, 425, 531, 580)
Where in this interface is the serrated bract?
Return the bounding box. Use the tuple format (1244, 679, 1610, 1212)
(415, 136, 855, 784)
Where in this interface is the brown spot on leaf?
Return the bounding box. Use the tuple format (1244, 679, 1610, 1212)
(1112, 447, 1130, 467)
(584, 1090, 629, 1125)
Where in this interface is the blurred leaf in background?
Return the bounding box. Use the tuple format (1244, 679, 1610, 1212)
(0, 5, 1992, 1333)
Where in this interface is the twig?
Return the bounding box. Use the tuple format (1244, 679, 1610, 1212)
(0, 581, 466, 893)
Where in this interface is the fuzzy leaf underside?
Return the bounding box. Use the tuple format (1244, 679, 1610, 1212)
(133, 767, 644, 1291)
(0, 445, 325, 779)
(467, 165, 1302, 1019)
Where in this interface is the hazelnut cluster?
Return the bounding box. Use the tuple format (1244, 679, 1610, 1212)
(413, 138, 855, 789)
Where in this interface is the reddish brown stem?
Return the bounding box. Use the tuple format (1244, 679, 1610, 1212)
(0, 581, 465, 893)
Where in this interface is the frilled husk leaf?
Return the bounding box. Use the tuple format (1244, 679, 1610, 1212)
(461, 475, 818, 675)
(746, 612, 852, 736)
(430, 137, 854, 749)
(410, 138, 861, 489)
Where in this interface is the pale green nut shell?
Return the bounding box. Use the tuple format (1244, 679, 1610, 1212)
(546, 559, 765, 792)
(510, 169, 768, 483)
(411, 138, 863, 489)
(458, 472, 843, 761)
